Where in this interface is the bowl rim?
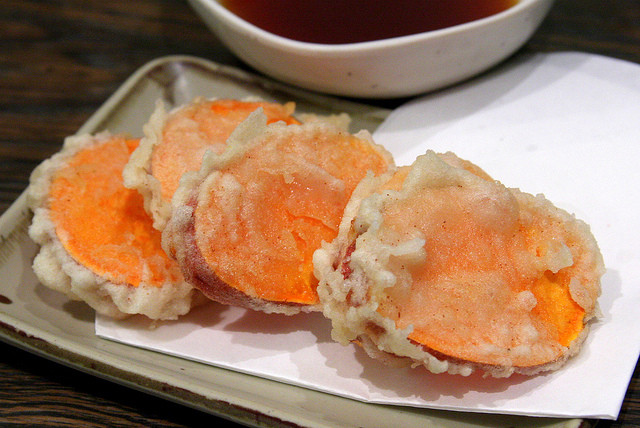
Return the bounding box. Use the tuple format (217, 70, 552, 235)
(198, 0, 544, 53)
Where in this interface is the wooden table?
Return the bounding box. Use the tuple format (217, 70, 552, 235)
(1, 1, 638, 426)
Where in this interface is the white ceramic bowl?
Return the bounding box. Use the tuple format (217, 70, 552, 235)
(188, 0, 555, 98)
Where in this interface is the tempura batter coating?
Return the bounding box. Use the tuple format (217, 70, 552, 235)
(123, 98, 302, 231)
(314, 151, 604, 377)
(28, 132, 199, 320)
(163, 110, 394, 314)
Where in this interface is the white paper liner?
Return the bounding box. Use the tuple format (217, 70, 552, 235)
(96, 52, 640, 420)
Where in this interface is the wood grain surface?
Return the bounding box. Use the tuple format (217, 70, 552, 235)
(1, 0, 639, 426)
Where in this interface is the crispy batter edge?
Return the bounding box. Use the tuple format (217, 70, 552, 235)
(28, 132, 199, 320)
(163, 110, 393, 314)
(122, 99, 174, 231)
(314, 151, 604, 378)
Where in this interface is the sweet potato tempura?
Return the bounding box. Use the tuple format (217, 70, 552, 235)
(314, 151, 604, 377)
(163, 111, 394, 314)
(124, 98, 300, 231)
(28, 132, 198, 320)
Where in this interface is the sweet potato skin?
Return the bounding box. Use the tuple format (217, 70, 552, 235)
(163, 110, 394, 315)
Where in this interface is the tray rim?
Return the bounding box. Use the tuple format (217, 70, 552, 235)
(0, 55, 585, 428)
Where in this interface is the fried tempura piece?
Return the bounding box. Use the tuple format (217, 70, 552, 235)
(314, 151, 604, 377)
(123, 98, 303, 231)
(163, 110, 394, 314)
(28, 132, 200, 320)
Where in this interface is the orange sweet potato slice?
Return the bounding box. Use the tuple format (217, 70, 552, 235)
(164, 112, 394, 314)
(49, 137, 178, 287)
(315, 150, 604, 377)
(124, 98, 300, 231)
(151, 99, 299, 202)
(28, 133, 197, 320)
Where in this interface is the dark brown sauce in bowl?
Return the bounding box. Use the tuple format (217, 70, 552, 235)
(220, 0, 519, 44)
